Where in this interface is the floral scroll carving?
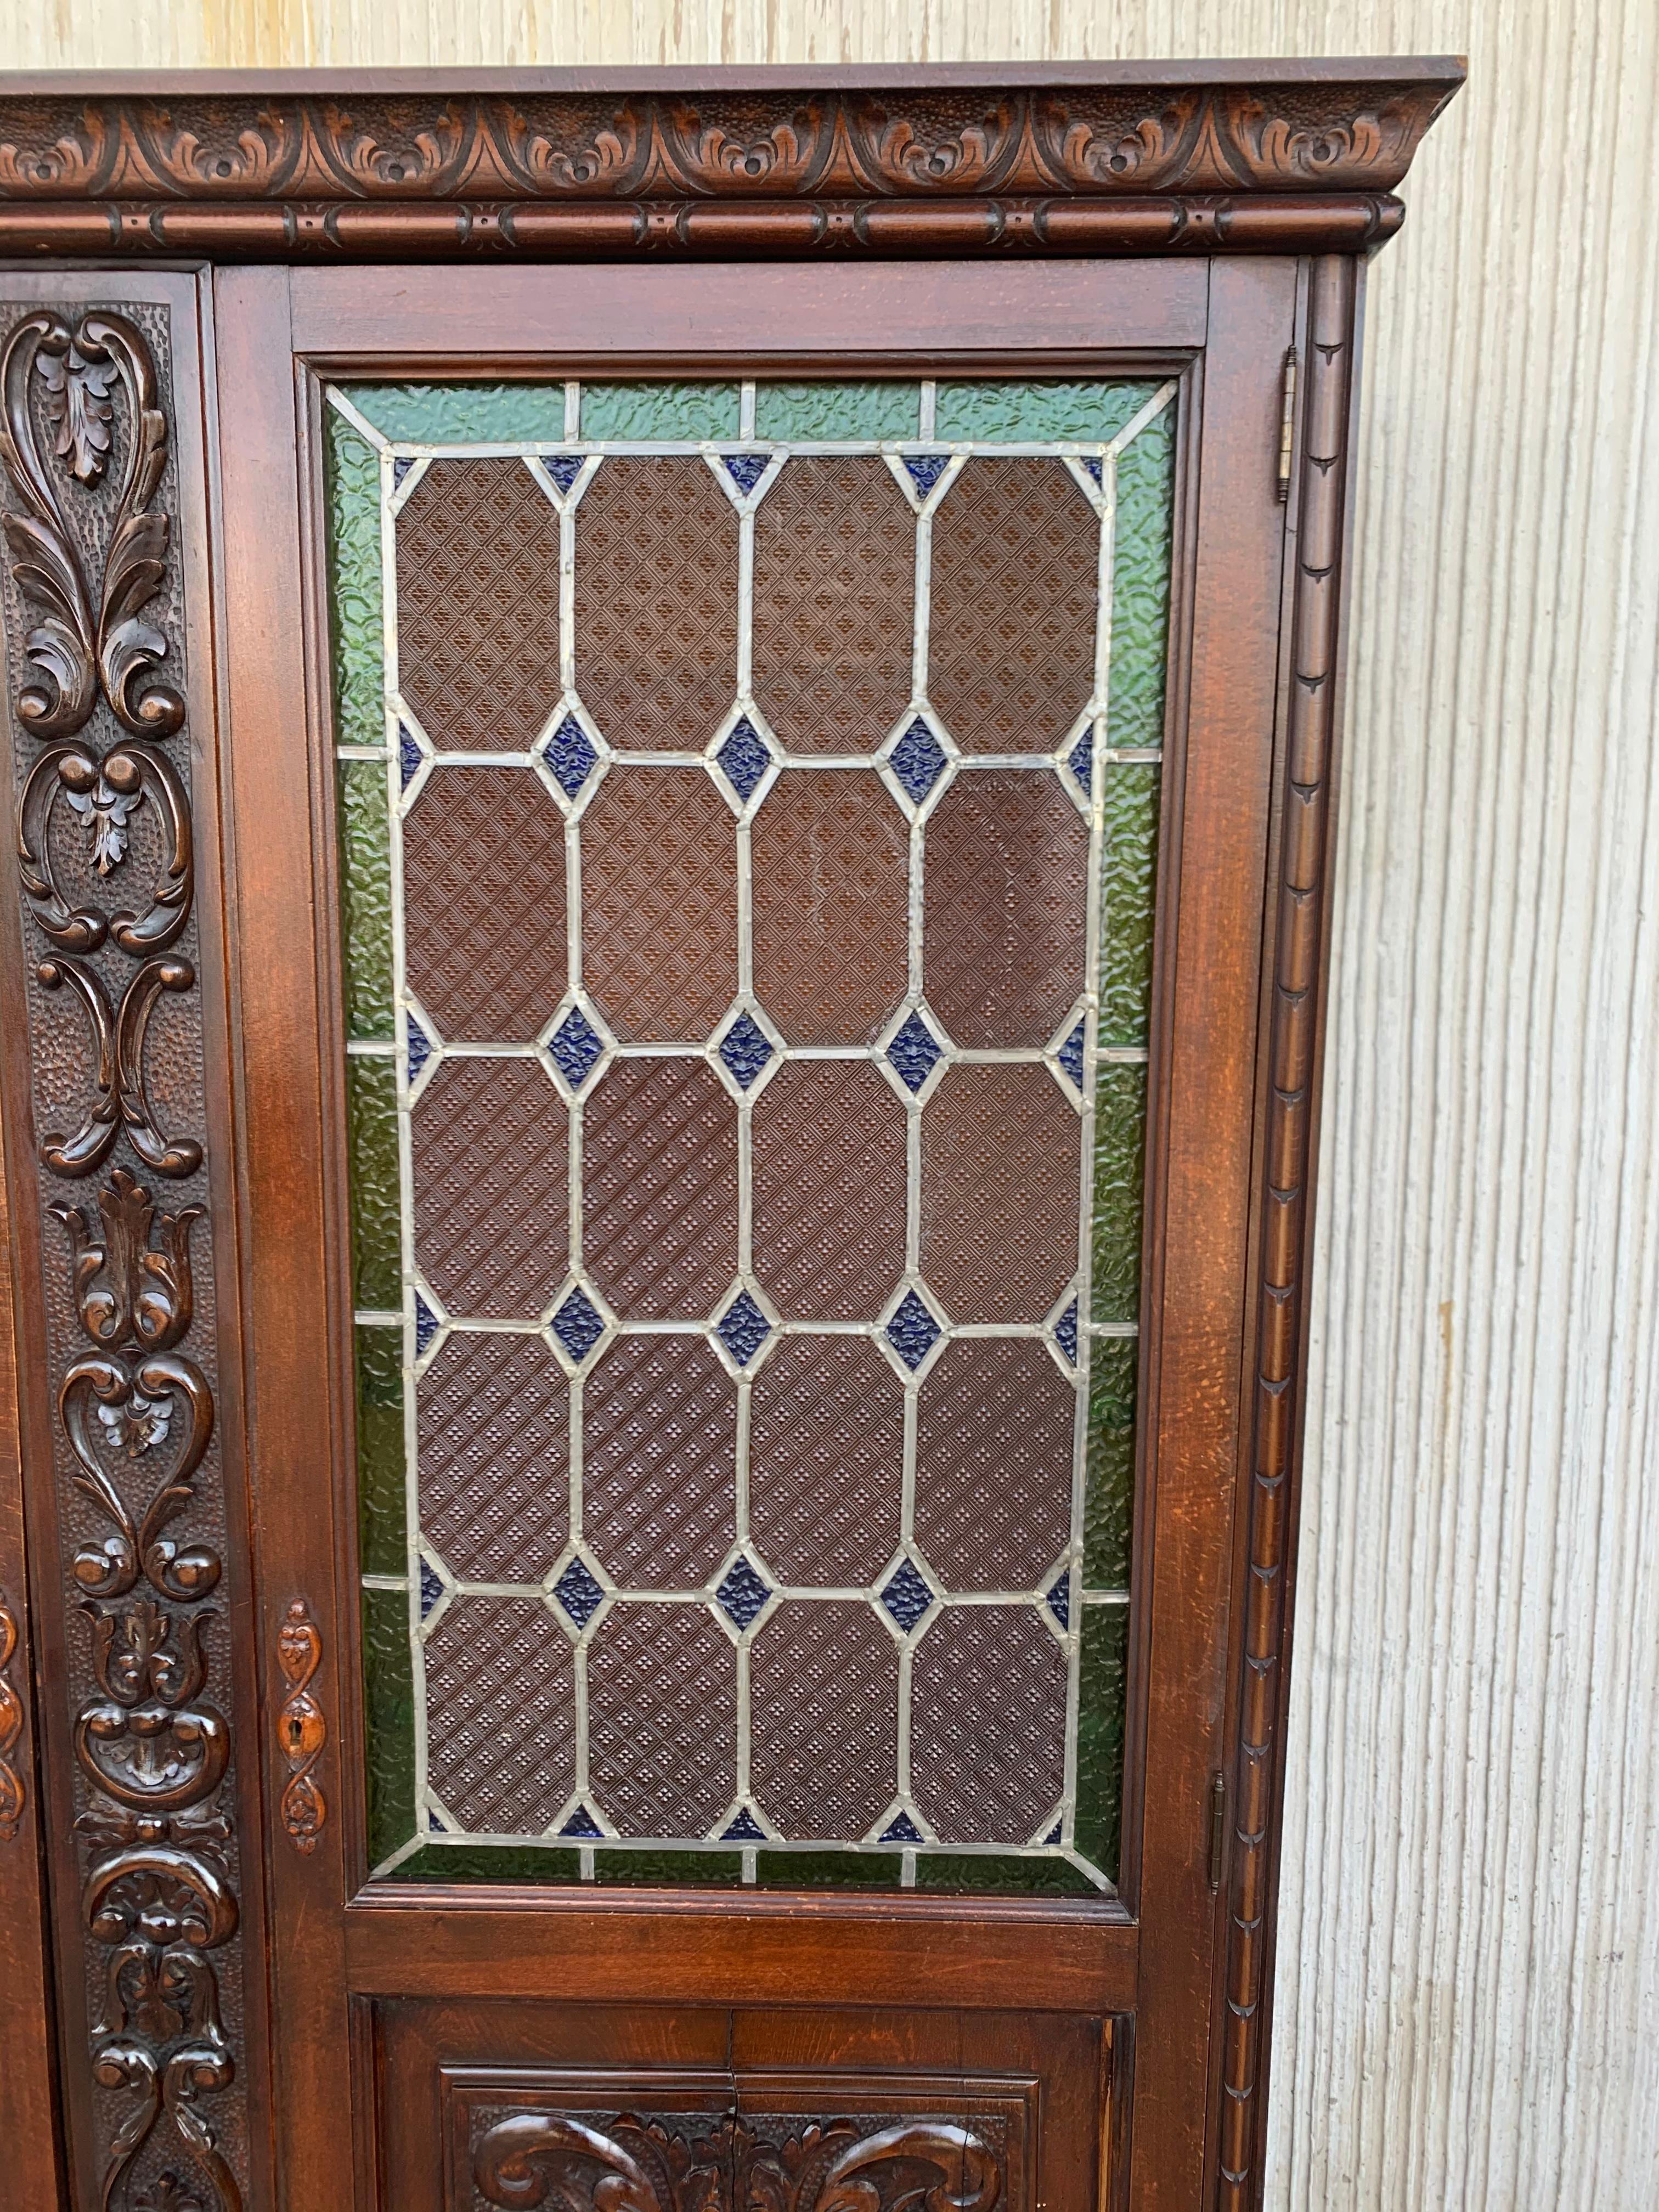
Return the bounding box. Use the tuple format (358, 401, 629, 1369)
(275, 1600, 327, 1852)
(0, 302, 242, 2211)
(470, 2109, 1003, 2212)
(0, 1588, 25, 1841)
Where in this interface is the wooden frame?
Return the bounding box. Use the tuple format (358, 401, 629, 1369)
(0, 61, 1462, 2212)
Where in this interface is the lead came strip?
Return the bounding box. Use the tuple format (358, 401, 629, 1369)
(325, 375, 1175, 1893)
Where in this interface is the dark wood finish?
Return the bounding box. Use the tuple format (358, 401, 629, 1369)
(0, 61, 1462, 261)
(0, 59, 1459, 2212)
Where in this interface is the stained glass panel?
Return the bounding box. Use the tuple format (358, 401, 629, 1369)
(324, 374, 1175, 1894)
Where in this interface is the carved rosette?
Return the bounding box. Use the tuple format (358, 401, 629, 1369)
(0, 304, 244, 2210)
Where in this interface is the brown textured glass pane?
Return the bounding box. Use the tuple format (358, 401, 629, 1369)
(346, 1053, 400, 1311)
(751, 455, 914, 754)
(748, 1335, 904, 1588)
(336, 759, 394, 1041)
(586, 1603, 737, 1838)
(592, 1850, 743, 1886)
(920, 1064, 1081, 1324)
(581, 767, 738, 1042)
(1098, 762, 1161, 1049)
(914, 1853, 1097, 1896)
(923, 768, 1089, 1048)
(356, 1324, 406, 1578)
(582, 1335, 736, 1590)
(926, 456, 1098, 755)
(417, 1331, 571, 1583)
(909, 1606, 1068, 1845)
(582, 1057, 737, 1319)
(574, 456, 738, 751)
(751, 770, 907, 1046)
(1090, 1062, 1147, 1327)
(411, 1057, 568, 1319)
(751, 1063, 906, 1321)
(1084, 1335, 1137, 1590)
(424, 1596, 576, 1833)
(402, 765, 567, 1043)
(749, 1601, 898, 1841)
(362, 1584, 415, 1868)
(380, 1842, 582, 1883)
(396, 458, 563, 752)
(1076, 1600, 1130, 1883)
(915, 1340, 1076, 1593)
(756, 1851, 904, 1888)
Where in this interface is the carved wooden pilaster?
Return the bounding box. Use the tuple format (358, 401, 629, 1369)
(0, 299, 246, 2212)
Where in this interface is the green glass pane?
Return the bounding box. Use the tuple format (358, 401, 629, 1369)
(345, 1054, 400, 1312)
(1105, 407, 1176, 753)
(934, 378, 1161, 446)
(377, 1842, 584, 1883)
(754, 1852, 904, 1889)
(579, 382, 741, 442)
(1091, 1062, 1147, 1325)
(362, 1584, 415, 1870)
(752, 381, 919, 442)
(1084, 1335, 1137, 1590)
(336, 759, 394, 1042)
(346, 382, 567, 444)
(355, 1325, 407, 1577)
(914, 1853, 1099, 1897)
(591, 1850, 743, 1886)
(1075, 1601, 1130, 1886)
(323, 407, 383, 752)
(1098, 762, 1161, 1049)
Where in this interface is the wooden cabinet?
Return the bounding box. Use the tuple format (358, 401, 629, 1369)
(0, 60, 1460, 2212)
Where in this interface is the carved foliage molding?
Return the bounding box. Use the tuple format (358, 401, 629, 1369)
(0, 74, 1461, 257)
(0, 302, 244, 2211)
(470, 2109, 1004, 2212)
(0, 1586, 24, 1840)
(275, 1599, 326, 1852)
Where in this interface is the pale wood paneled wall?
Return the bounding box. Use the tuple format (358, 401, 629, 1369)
(3, 5, 1656, 2208)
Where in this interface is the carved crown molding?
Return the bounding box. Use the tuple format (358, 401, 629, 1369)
(0, 63, 1463, 259)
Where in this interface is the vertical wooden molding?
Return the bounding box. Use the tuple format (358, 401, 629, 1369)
(1216, 253, 1355, 2211)
(0, 299, 245, 2211)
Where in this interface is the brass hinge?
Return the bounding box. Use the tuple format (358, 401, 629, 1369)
(1276, 347, 1299, 501)
(1206, 1771, 1227, 1889)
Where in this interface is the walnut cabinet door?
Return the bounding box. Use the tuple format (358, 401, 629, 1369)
(0, 249, 1349, 2212)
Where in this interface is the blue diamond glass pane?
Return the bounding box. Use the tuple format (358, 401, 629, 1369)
(903, 453, 949, 497)
(398, 725, 422, 789)
(544, 454, 582, 495)
(419, 1557, 443, 1619)
(718, 716, 771, 802)
(886, 1012, 942, 1093)
(554, 1556, 604, 1627)
(545, 713, 598, 797)
(406, 1012, 434, 1083)
(886, 1290, 940, 1369)
(560, 1804, 603, 1837)
(429, 1808, 446, 1832)
(716, 1292, 770, 1366)
(719, 1013, 772, 1088)
(722, 452, 769, 495)
(414, 1292, 439, 1356)
(881, 1559, 934, 1633)
(550, 1006, 603, 1089)
(889, 718, 946, 803)
(723, 1808, 766, 1841)
(881, 1811, 922, 1842)
(716, 1556, 771, 1629)
(1059, 1021, 1086, 1088)
(1047, 1576, 1071, 1629)
(1056, 1299, 1079, 1365)
(1083, 455, 1104, 485)
(552, 1287, 603, 1364)
(1068, 729, 1093, 792)
(1045, 1820, 1064, 1844)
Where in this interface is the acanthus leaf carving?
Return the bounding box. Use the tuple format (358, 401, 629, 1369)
(0, 1588, 24, 1842)
(21, 737, 194, 952)
(0, 309, 98, 735)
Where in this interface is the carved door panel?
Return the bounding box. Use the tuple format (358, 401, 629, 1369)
(0, 250, 1338, 2211)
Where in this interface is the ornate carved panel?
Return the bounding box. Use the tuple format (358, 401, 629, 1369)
(0, 296, 247, 2208)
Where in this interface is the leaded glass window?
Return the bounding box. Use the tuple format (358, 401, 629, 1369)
(326, 375, 1173, 1894)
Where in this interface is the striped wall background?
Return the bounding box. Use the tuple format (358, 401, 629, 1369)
(1, 4, 1654, 2206)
